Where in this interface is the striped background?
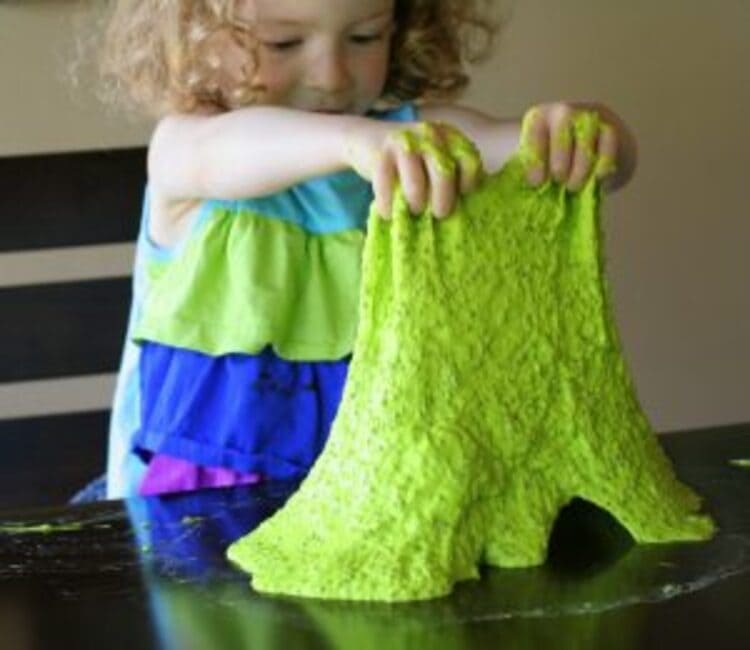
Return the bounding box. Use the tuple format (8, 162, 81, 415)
(0, 147, 146, 508)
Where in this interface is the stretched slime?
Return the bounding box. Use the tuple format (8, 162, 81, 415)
(227, 112, 715, 602)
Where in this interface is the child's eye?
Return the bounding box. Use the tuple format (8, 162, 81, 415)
(263, 39, 302, 51)
(350, 33, 384, 45)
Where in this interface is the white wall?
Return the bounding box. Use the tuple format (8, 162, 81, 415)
(0, 1, 152, 153)
(1, 0, 748, 432)
(463, 0, 750, 432)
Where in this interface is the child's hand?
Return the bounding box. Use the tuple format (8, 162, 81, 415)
(519, 103, 619, 191)
(344, 120, 485, 219)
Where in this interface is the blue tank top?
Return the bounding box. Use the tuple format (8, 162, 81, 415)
(106, 103, 418, 497)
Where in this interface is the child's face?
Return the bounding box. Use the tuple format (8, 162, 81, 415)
(234, 0, 396, 114)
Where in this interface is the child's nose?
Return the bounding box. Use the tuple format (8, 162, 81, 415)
(308, 46, 352, 92)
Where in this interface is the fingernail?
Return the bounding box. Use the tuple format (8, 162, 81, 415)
(527, 166, 544, 186)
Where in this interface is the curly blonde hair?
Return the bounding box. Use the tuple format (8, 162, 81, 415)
(92, 0, 504, 117)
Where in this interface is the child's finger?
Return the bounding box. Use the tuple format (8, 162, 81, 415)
(566, 133, 596, 191)
(392, 133, 428, 215)
(414, 123, 457, 219)
(440, 124, 485, 194)
(372, 151, 397, 219)
(594, 122, 618, 179)
(548, 105, 574, 184)
(520, 107, 548, 186)
(423, 150, 457, 219)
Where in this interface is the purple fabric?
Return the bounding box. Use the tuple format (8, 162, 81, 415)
(139, 454, 264, 496)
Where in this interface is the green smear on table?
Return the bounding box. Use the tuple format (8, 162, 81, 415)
(0, 522, 84, 535)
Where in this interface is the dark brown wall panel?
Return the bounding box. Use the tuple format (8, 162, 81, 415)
(0, 148, 146, 252)
(0, 278, 131, 382)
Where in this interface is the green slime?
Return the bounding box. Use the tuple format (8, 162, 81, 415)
(0, 522, 84, 534)
(227, 112, 715, 602)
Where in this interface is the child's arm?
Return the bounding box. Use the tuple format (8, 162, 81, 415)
(147, 106, 393, 201)
(418, 101, 638, 193)
(147, 106, 486, 229)
(147, 106, 429, 245)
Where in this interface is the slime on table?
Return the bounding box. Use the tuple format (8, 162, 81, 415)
(227, 112, 715, 602)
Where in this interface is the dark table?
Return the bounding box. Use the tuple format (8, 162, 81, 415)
(1, 423, 748, 649)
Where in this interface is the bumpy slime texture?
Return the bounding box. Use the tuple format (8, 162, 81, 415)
(227, 113, 715, 602)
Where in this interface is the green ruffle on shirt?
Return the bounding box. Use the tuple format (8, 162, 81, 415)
(226, 112, 715, 602)
(133, 207, 364, 360)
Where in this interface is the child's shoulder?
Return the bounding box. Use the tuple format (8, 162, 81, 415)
(145, 107, 221, 249)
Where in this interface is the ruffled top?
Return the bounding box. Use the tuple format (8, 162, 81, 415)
(132, 103, 417, 360)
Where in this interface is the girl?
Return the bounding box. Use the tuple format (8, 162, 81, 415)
(91, 0, 637, 500)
